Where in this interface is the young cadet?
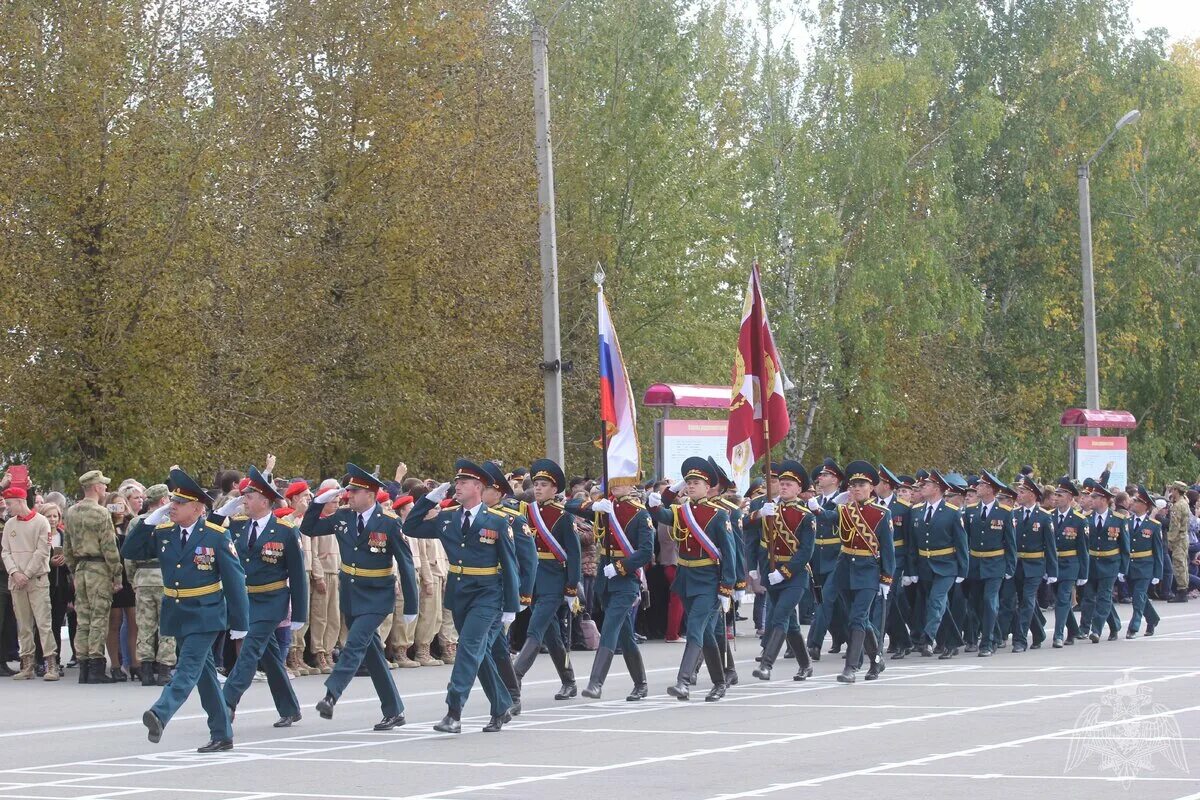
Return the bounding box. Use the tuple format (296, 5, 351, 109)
(222, 465, 308, 728)
(909, 470, 968, 658)
(706, 457, 747, 686)
(1047, 477, 1091, 647)
(1079, 479, 1128, 642)
(301, 464, 418, 731)
(806, 458, 848, 661)
(750, 460, 815, 681)
(961, 471, 1016, 657)
(1125, 486, 1164, 638)
(123, 468, 249, 752)
(1009, 475, 1057, 653)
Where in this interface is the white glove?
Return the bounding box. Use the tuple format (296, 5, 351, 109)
(1151, 578, 1160, 585)
(954, 576, 965, 584)
(748, 570, 760, 581)
(314, 487, 341, 504)
(501, 611, 516, 625)
(670, 479, 686, 493)
(426, 482, 451, 503)
(518, 604, 528, 613)
(592, 499, 614, 515)
(901, 575, 914, 588)
(910, 575, 919, 584)
(760, 502, 777, 517)
(1004, 574, 1013, 580)
(229, 630, 247, 640)
(734, 589, 746, 603)
(648, 492, 662, 508)
(768, 570, 784, 585)
(603, 564, 618, 579)
(403, 613, 418, 624)
(564, 594, 576, 610)
(1076, 578, 1088, 587)
(1046, 576, 1058, 584)
(1117, 573, 1124, 582)
(719, 595, 731, 613)
(806, 498, 821, 512)
(879, 583, 891, 598)
(833, 491, 850, 505)
(289, 621, 304, 632)
(144, 504, 171, 526)
(216, 496, 243, 517)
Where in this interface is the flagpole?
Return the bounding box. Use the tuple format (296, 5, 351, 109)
(595, 264, 610, 496)
(756, 263, 774, 492)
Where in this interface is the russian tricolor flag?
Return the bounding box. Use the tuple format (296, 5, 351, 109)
(598, 287, 640, 489)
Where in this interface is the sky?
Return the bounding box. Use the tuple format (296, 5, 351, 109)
(1129, 0, 1200, 41)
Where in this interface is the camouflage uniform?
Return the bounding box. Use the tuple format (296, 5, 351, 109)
(64, 489, 121, 660)
(127, 499, 177, 667)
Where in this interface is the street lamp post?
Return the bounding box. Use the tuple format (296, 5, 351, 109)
(1077, 109, 1140, 436)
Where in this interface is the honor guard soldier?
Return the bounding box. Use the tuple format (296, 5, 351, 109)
(650, 456, 737, 701)
(806, 457, 848, 661)
(566, 474, 655, 700)
(961, 471, 1016, 657)
(479, 460, 536, 715)
(910, 469, 968, 658)
(123, 468, 249, 752)
(706, 457, 747, 685)
(1008, 475, 1057, 652)
(1125, 486, 1164, 638)
(875, 466, 914, 659)
(750, 460, 815, 681)
(809, 461, 895, 682)
(1048, 477, 1091, 647)
(403, 460, 519, 733)
(222, 466, 309, 727)
(301, 463, 418, 731)
(743, 472, 779, 637)
(511, 458, 581, 701)
(1079, 479, 1128, 642)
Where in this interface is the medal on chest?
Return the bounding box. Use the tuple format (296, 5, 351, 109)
(368, 531, 388, 553)
(260, 540, 284, 564)
(194, 546, 215, 570)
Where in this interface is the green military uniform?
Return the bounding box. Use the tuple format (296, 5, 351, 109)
(126, 485, 176, 685)
(63, 470, 121, 683)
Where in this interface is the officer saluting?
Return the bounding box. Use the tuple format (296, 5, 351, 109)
(122, 468, 248, 752)
(750, 460, 815, 682)
(222, 465, 308, 728)
(403, 459, 519, 734)
(301, 463, 418, 731)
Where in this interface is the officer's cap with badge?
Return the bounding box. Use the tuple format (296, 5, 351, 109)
(897, 473, 916, 489)
(844, 460, 879, 486)
(528, 458, 566, 493)
(812, 457, 846, 488)
(878, 464, 903, 489)
(481, 461, 514, 497)
(944, 473, 969, 496)
(453, 458, 489, 485)
(977, 470, 1009, 494)
(1133, 485, 1154, 509)
(1013, 473, 1043, 501)
(914, 468, 930, 483)
(745, 477, 765, 499)
(707, 457, 735, 493)
(1053, 476, 1080, 497)
(925, 468, 953, 493)
(681, 456, 718, 486)
(168, 468, 213, 508)
(243, 465, 283, 502)
(344, 463, 383, 493)
(774, 460, 811, 491)
(1082, 477, 1114, 500)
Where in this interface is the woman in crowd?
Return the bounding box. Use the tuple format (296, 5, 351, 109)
(105, 490, 138, 681)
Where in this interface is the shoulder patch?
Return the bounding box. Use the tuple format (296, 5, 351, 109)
(946, 502, 961, 512)
(911, 502, 926, 509)
(998, 503, 1014, 512)
(1072, 510, 1088, 520)
(231, 514, 249, 521)
(895, 498, 912, 507)
(204, 520, 227, 534)
(155, 521, 174, 530)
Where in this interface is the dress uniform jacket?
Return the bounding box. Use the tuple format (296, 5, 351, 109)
(300, 502, 418, 618)
(880, 496, 911, 577)
(650, 498, 737, 599)
(523, 500, 582, 600)
(1089, 510, 1131, 578)
(492, 499, 538, 606)
(756, 501, 815, 583)
(123, 515, 249, 637)
(1050, 508, 1091, 582)
(227, 515, 309, 625)
(1012, 505, 1058, 579)
(811, 494, 843, 575)
(964, 501, 1017, 580)
(565, 496, 655, 593)
(1126, 514, 1165, 582)
(909, 500, 969, 578)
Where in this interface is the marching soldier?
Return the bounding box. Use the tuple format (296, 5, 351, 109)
(875, 466, 914, 659)
(1008, 474, 1057, 652)
(301, 464, 418, 731)
(707, 458, 746, 685)
(749, 460, 815, 681)
(123, 468, 249, 752)
(1125, 486, 1164, 638)
(222, 466, 308, 728)
(63, 470, 122, 684)
(649, 456, 737, 701)
(126, 484, 176, 686)
(510, 458, 580, 702)
(567, 475, 654, 699)
(961, 471, 1016, 657)
(403, 460, 519, 734)
(743, 473, 779, 639)
(1079, 479, 1128, 642)
(806, 457, 848, 661)
(1048, 477, 1091, 647)
(479, 460, 535, 715)
(910, 470, 968, 658)
(808, 461, 894, 683)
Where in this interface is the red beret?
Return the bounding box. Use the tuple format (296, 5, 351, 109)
(284, 480, 310, 500)
(2, 487, 26, 500)
(272, 507, 294, 519)
(376, 489, 390, 504)
(393, 495, 414, 509)
(237, 477, 251, 493)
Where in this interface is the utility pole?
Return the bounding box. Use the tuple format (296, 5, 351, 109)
(533, 19, 564, 463)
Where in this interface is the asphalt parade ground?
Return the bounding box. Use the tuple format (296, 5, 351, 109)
(2, 604, 1197, 800)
